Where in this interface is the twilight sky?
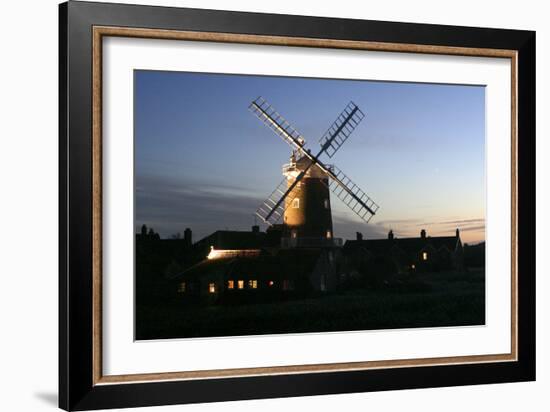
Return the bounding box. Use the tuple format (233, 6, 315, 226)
(135, 70, 486, 245)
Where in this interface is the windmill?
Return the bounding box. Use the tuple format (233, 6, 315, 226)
(249, 97, 379, 244)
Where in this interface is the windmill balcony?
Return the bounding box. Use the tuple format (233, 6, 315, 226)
(282, 162, 334, 176)
(282, 162, 298, 175)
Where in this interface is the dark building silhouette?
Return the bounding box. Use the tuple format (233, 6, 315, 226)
(173, 223, 342, 300)
(176, 247, 341, 301)
(171, 222, 467, 301)
(344, 229, 464, 274)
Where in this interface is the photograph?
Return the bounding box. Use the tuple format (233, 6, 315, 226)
(53, 1, 536, 410)
(134, 70, 487, 340)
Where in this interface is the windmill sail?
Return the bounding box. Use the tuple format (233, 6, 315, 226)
(327, 165, 379, 223)
(249, 97, 306, 150)
(319, 101, 365, 158)
(255, 178, 300, 225)
(249, 96, 379, 227)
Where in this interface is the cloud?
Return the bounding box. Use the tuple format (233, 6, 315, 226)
(135, 173, 485, 244)
(136, 173, 388, 242)
(426, 218, 485, 226)
(375, 218, 424, 226)
(458, 225, 486, 232)
(332, 212, 388, 240)
(365, 215, 485, 242)
(136, 174, 264, 240)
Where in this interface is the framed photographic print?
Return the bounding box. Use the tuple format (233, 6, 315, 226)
(59, 1, 536, 410)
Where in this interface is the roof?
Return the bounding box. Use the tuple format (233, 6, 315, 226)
(194, 229, 281, 250)
(176, 248, 324, 280)
(344, 239, 392, 255)
(344, 235, 459, 255)
(424, 236, 459, 251)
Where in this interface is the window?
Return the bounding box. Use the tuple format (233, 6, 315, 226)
(248, 279, 258, 289)
(208, 282, 216, 293)
(291, 229, 297, 239)
(178, 282, 186, 293)
(238, 280, 244, 289)
(326, 230, 332, 239)
(282, 279, 290, 290)
(292, 198, 300, 208)
(422, 251, 428, 261)
(227, 280, 234, 289)
(324, 199, 329, 209)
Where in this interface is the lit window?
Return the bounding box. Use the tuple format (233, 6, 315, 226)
(238, 280, 244, 289)
(227, 280, 234, 289)
(326, 230, 332, 239)
(291, 230, 297, 239)
(324, 199, 329, 209)
(208, 283, 216, 293)
(178, 282, 186, 293)
(292, 198, 300, 208)
(422, 252, 428, 261)
(248, 279, 258, 289)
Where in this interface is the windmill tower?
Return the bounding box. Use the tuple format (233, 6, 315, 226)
(282, 152, 333, 240)
(249, 97, 379, 246)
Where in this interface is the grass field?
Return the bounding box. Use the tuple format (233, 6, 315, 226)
(135, 269, 485, 340)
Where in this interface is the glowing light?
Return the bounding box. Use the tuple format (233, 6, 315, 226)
(422, 252, 428, 261)
(268, 280, 274, 287)
(248, 279, 258, 289)
(207, 246, 261, 260)
(227, 280, 234, 289)
(238, 280, 244, 289)
(208, 283, 216, 293)
(207, 246, 221, 260)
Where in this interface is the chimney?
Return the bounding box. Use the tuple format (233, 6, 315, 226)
(356, 232, 363, 241)
(388, 230, 394, 240)
(252, 225, 260, 233)
(420, 229, 426, 240)
(184, 228, 192, 247)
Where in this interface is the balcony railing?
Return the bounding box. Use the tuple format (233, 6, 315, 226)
(282, 162, 334, 175)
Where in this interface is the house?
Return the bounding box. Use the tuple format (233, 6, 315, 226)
(344, 228, 464, 275)
(173, 224, 344, 301)
(173, 224, 464, 301)
(192, 225, 282, 259)
(173, 248, 341, 302)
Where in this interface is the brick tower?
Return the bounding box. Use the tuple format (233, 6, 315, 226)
(282, 153, 333, 240)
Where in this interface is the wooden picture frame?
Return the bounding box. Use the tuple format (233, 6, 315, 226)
(59, 1, 535, 410)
